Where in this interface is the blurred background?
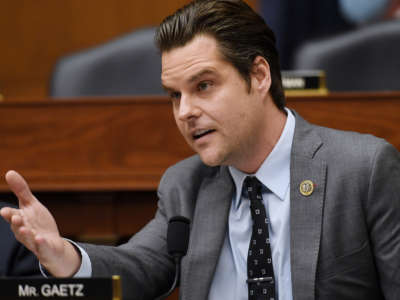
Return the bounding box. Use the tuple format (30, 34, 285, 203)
(0, 0, 399, 99)
(0, 0, 194, 98)
(261, 0, 400, 70)
(261, 0, 400, 92)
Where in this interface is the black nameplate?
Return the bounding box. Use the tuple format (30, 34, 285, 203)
(0, 276, 121, 300)
(281, 70, 328, 96)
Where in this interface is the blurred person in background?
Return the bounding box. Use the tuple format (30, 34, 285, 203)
(262, 0, 398, 69)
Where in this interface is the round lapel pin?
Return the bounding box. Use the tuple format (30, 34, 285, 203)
(299, 180, 314, 196)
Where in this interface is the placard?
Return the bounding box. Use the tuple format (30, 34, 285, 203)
(0, 276, 121, 300)
(282, 70, 328, 96)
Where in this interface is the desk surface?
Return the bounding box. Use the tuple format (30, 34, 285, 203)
(1, 92, 399, 192)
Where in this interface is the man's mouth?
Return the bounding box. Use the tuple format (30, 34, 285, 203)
(192, 129, 216, 140)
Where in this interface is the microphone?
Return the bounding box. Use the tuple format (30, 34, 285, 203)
(156, 216, 190, 300)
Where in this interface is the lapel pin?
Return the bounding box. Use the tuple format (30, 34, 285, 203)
(299, 180, 314, 196)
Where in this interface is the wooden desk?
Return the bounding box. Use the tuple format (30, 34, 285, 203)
(0, 92, 399, 240)
(0, 97, 192, 192)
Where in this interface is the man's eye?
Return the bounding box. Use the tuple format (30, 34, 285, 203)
(169, 91, 181, 100)
(198, 81, 212, 91)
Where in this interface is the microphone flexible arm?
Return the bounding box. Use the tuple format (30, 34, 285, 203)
(155, 256, 181, 300)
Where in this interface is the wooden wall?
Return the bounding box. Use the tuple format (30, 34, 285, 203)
(0, 0, 257, 99)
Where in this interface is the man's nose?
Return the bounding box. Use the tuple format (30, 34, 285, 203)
(177, 95, 200, 121)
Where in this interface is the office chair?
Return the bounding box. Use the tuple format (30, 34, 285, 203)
(49, 27, 165, 97)
(292, 20, 400, 91)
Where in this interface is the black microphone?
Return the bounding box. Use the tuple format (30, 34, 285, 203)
(156, 216, 190, 300)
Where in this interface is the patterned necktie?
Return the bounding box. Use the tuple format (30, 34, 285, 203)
(244, 176, 276, 300)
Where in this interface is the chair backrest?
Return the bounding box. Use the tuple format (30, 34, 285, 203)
(293, 20, 400, 91)
(50, 27, 165, 97)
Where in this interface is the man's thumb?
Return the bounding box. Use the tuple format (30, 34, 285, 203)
(5, 170, 35, 206)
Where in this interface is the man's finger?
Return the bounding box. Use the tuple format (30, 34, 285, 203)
(0, 206, 20, 223)
(5, 170, 35, 207)
(11, 213, 23, 227)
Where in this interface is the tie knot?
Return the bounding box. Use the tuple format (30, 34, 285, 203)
(243, 176, 262, 201)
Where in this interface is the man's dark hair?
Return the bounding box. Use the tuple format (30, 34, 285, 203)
(155, 0, 285, 110)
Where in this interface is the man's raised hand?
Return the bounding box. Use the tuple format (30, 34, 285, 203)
(0, 170, 81, 277)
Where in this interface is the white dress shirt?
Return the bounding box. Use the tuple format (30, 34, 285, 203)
(208, 109, 295, 300)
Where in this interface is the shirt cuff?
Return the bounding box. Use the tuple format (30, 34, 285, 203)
(39, 239, 92, 278)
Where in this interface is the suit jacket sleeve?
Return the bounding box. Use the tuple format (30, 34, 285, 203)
(364, 141, 400, 299)
(78, 156, 209, 300)
(79, 195, 175, 300)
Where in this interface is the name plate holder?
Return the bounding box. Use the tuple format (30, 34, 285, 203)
(0, 276, 121, 300)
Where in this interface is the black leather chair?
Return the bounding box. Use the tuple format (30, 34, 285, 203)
(50, 27, 165, 97)
(292, 20, 400, 91)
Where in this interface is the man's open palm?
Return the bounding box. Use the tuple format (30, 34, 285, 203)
(0, 170, 80, 276)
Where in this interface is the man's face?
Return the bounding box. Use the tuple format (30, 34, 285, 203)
(161, 35, 268, 169)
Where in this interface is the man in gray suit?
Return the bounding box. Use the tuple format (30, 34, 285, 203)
(1, 0, 399, 299)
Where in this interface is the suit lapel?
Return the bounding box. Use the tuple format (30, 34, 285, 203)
(290, 112, 326, 300)
(181, 166, 234, 300)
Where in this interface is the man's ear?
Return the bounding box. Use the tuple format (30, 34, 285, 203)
(251, 56, 271, 95)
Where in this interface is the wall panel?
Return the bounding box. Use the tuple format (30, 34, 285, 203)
(0, 0, 257, 98)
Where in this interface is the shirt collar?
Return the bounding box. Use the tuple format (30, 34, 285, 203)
(229, 108, 295, 209)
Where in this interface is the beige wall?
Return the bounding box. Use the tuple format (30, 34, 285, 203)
(0, 0, 258, 99)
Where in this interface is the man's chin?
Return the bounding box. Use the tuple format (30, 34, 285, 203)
(198, 152, 227, 167)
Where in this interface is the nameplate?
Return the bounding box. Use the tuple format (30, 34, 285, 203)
(0, 276, 121, 300)
(282, 70, 328, 96)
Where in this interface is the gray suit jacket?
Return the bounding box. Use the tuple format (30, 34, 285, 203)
(81, 111, 400, 300)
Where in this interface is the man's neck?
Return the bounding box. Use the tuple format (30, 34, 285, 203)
(234, 108, 287, 174)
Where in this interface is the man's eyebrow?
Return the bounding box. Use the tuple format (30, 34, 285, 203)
(188, 69, 216, 84)
(161, 69, 216, 92)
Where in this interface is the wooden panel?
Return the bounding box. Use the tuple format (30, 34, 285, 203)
(0, 0, 258, 99)
(288, 92, 400, 147)
(0, 191, 159, 242)
(0, 92, 399, 192)
(0, 97, 193, 191)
